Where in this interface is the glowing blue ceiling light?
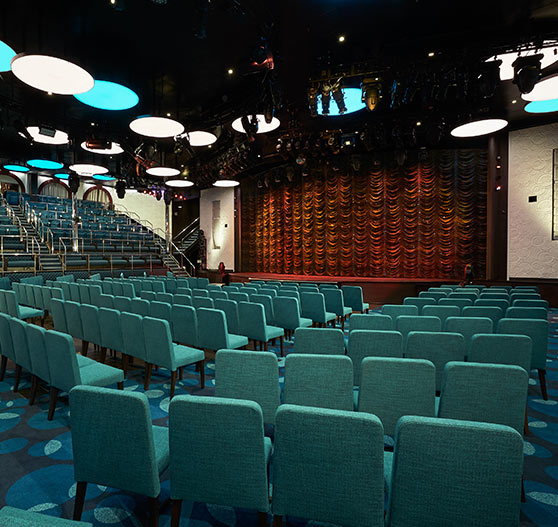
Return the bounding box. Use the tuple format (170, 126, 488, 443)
(524, 99, 558, 113)
(27, 159, 64, 170)
(92, 174, 116, 181)
(319, 87, 366, 116)
(3, 164, 29, 172)
(74, 80, 139, 110)
(54, 173, 69, 180)
(0, 40, 16, 72)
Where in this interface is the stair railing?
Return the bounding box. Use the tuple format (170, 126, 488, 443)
(168, 241, 196, 276)
(174, 217, 200, 245)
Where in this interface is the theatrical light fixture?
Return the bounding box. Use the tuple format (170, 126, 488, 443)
(524, 99, 558, 113)
(146, 166, 180, 177)
(183, 131, 217, 147)
(321, 84, 331, 115)
(129, 116, 185, 138)
(0, 40, 16, 72)
(213, 179, 240, 187)
(74, 80, 139, 110)
(450, 118, 508, 138)
(26, 126, 69, 145)
(54, 173, 69, 179)
(361, 80, 381, 111)
(3, 164, 29, 173)
(521, 73, 558, 101)
(115, 180, 126, 199)
(92, 174, 116, 181)
(11, 54, 94, 95)
(319, 87, 366, 116)
(81, 141, 124, 155)
(308, 86, 318, 117)
(231, 114, 280, 134)
(332, 85, 347, 114)
(165, 179, 194, 187)
(477, 60, 502, 98)
(70, 163, 109, 175)
(513, 54, 543, 94)
(27, 159, 64, 170)
(68, 173, 80, 193)
(241, 115, 258, 141)
(486, 42, 558, 81)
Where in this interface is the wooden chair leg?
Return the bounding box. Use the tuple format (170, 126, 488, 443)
(258, 511, 268, 527)
(264, 341, 268, 351)
(148, 496, 159, 527)
(179, 366, 184, 381)
(13, 364, 22, 392)
(280, 336, 284, 357)
(29, 375, 39, 405)
(199, 360, 205, 389)
(48, 387, 59, 421)
(170, 370, 177, 399)
(0, 355, 6, 381)
(117, 381, 124, 390)
(122, 354, 129, 378)
(99, 347, 107, 364)
(273, 515, 282, 527)
(524, 409, 530, 436)
(538, 369, 548, 400)
(81, 340, 89, 357)
(73, 481, 87, 520)
(341, 317, 345, 330)
(144, 363, 152, 390)
(171, 499, 182, 527)
(522, 478, 526, 502)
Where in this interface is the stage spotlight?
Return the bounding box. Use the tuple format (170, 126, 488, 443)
(321, 84, 332, 115)
(332, 85, 347, 114)
(308, 87, 318, 117)
(263, 100, 275, 124)
(115, 179, 126, 199)
(361, 79, 380, 111)
(513, 54, 543, 94)
(164, 190, 172, 205)
(68, 173, 80, 194)
(477, 60, 502, 98)
(13, 120, 33, 143)
(155, 189, 162, 201)
(240, 115, 259, 142)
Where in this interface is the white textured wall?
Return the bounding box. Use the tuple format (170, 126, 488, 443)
(508, 122, 558, 278)
(200, 186, 235, 270)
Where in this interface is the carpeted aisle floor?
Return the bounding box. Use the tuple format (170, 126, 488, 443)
(0, 312, 557, 527)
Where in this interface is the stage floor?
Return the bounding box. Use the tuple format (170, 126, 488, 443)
(231, 272, 460, 284)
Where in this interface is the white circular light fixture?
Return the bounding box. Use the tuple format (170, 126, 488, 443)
(26, 126, 69, 145)
(165, 179, 194, 187)
(183, 131, 217, 146)
(146, 166, 180, 177)
(129, 116, 185, 138)
(69, 163, 109, 176)
(521, 73, 558, 101)
(213, 179, 240, 187)
(485, 42, 558, 81)
(11, 54, 94, 95)
(450, 118, 508, 138)
(80, 141, 124, 155)
(231, 114, 280, 134)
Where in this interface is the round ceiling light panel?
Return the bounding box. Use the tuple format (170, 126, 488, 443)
(54, 173, 70, 180)
(184, 131, 217, 146)
(80, 141, 124, 155)
(524, 99, 558, 113)
(450, 118, 508, 138)
(74, 80, 139, 110)
(3, 164, 29, 172)
(213, 179, 240, 187)
(231, 114, 280, 134)
(27, 159, 64, 170)
(146, 166, 180, 177)
(92, 174, 116, 181)
(0, 40, 16, 72)
(165, 179, 194, 187)
(69, 163, 109, 176)
(129, 116, 185, 138)
(11, 54, 94, 95)
(521, 74, 558, 101)
(26, 126, 69, 145)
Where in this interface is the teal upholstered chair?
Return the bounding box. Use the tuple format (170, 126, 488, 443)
(480, 292, 509, 301)
(80, 304, 102, 358)
(152, 281, 166, 293)
(26, 324, 50, 405)
(498, 317, 549, 399)
(192, 287, 208, 297)
(403, 297, 436, 314)
(444, 316, 493, 355)
(395, 315, 441, 345)
(406, 331, 466, 390)
(9, 317, 32, 393)
(98, 307, 124, 364)
(462, 306, 504, 327)
(45, 330, 124, 420)
(156, 292, 173, 304)
(197, 307, 248, 351)
(69, 283, 81, 302)
(207, 284, 223, 292)
(322, 288, 352, 329)
(505, 306, 548, 320)
(171, 304, 199, 348)
(69, 385, 168, 526)
(448, 291, 478, 302)
(5, 290, 43, 321)
(150, 300, 173, 325)
(50, 297, 68, 333)
(131, 297, 151, 316)
(60, 282, 72, 300)
(229, 291, 249, 303)
(513, 286, 539, 292)
(421, 305, 460, 327)
(238, 301, 284, 353)
(101, 281, 113, 295)
(0, 314, 16, 383)
(214, 298, 240, 334)
(64, 300, 86, 353)
(114, 295, 132, 313)
(381, 304, 418, 323)
(358, 357, 436, 433)
(98, 294, 115, 309)
(418, 291, 446, 302)
(0, 506, 93, 526)
(215, 350, 280, 425)
(197, 277, 210, 288)
(341, 285, 370, 313)
(349, 313, 393, 331)
(385, 416, 523, 527)
(273, 296, 312, 340)
(279, 289, 301, 306)
(121, 282, 135, 298)
(509, 292, 541, 304)
(438, 297, 473, 311)
(141, 291, 156, 302)
(222, 285, 241, 294)
(348, 330, 404, 386)
(474, 298, 509, 311)
(300, 292, 336, 327)
(33, 285, 44, 311)
(284, 354, 354, 410)
(88, 284, 102, 305)
(121, 312, 150, 387)
(143, 317, 205, 396)
(259, 287, 277, 297)
(112, 282, 123, 297)
(169, 395, 271, 527)
(141, 280, 153, 292)
(513, 299, 549, 309)
(78, 284, 91, 305)
(470, 334, 532, 373)
(251, 294, 275, 325)
(173, 294, 192, 307)
(209, 290, 228, 301)
(438, 362, 528, 434)
(192, 296, 215, 309)
(272, 404, 384, 527)
(293, 327, 345, 355)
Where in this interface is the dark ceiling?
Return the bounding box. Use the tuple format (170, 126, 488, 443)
(1, 0, 558, 187)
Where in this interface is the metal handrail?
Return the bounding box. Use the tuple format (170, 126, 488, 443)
(174, 217, 200, 244)
(169, 241, 196, 276)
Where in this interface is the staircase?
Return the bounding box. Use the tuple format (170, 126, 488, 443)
(175, 228, 199, 253)
(162, 253, 190, 276)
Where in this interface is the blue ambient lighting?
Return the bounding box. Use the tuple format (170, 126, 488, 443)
(320, 87, 366, 116)
(54, 173, 69, 180)
(92, 174, 116, 181)
(27, 159, 64, 170)
(3, 164, 29, 173)
(74, 80, 139, 111)
(0, 40, 16, 72)
(524, 99, 558, 113)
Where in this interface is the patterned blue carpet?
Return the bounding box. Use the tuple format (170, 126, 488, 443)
(0, 313, 557, 526)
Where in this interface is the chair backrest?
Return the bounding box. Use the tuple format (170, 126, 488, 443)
(349, 314, 393, 331)
(9, 317, 32, 371)
(420, 305, 459, 327)
(209, 290, 228, 301)
(98, 294, 115, 309)
(284, 354, 354, 410)
(151, 281, 165, 293)
(300, 292, 328, 323)
(173, 294, 192, 307)
(348, 330, 404, 386)
(156, 292, 173, 304)
(322, 288, 347, 317)
(341, 285, 366, 312)
(358, 357, 436, 435)
(192, 288, 208, 297)
(461, 306, 504, 327)
(89, 285, 102, 304)
(99, 308, 123, 352)
(293, 327, 345, 355)
(192, 296, 215, 309)
(131, 298, 150, 317)
(69, 385, 161, 498)
(229, 292, 249, 303)
(214, 299, 240, 334)
(215, 349, 280, 424)
(479, 292, 509, 301)
(474, 298, 509, 311)
(406, 331, 466, 390)
(448, 291, 478, 302)
(512, 299, 549, 309)
(150, 301, 173, 325)
(438, 297, 473, 311)
(386, 416, 523, 527)
(498, 317, 548, 370)
(78, 284, 91, 305)
(4, 290, 20, 318)
(50, 298, 68, 333)
(0, 313, 15, 361)
(438, 362, 528, 434)
(259, 288, 277, 297)
(60, 282, 72, 299)
(26, 323, 50, 383)
(418, 291, 446, 301)
(513, 286, 539, 292)
(470, 334, 532, 373)
(238, 302, 267, 341)
(112, 282, 123, 297)
(279, 290, 301, 304)
(0, 291, 8, 314)
(44, 330, 81, 392)
(140, 291, 156, 302)
(273, 296, 303, 331)
(169, 395, 270, 512)
(33, 285, 44, 309)
(403, 297, 436, 314)
(121, 282, 135, 298)
(171, 304, 198, 347)
(251, 294, 275, 325)
(64, 300, 84, 340)
(273, 404, 384, 527)
(395, 315, 441, 344)
(176, 287, 192, 296)
(505, 306, 548, 320)
(113, 295, 132, 314)
(509, 293, 541, 303)
(381, 304, 419, 322)
(69, 283, 81, 302)
(143, 317, 175, 370)
(81, 304, 101, 347)
(444, 316, 493, 354)
(197, 308, 230, 351)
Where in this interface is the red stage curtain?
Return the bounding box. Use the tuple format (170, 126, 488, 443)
(240, 149, 487, 279)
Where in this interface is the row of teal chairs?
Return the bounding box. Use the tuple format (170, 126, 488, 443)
(406, 295, 548, 314)
(68, 382, 523, 527)
(0, 289, 45, 321)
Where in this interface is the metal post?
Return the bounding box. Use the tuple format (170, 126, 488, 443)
(165, 202, 171, 254)
(71, 192, 79, 253)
